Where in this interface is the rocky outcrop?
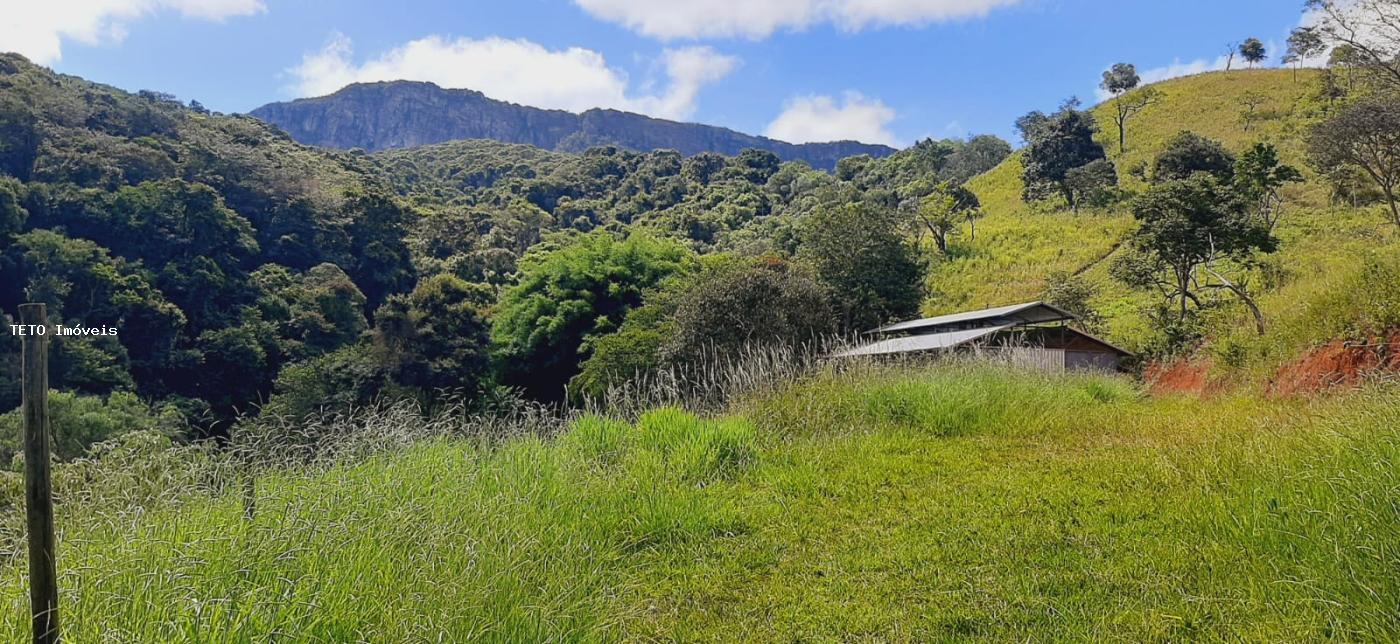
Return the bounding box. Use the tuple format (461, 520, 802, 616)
(251, 81, 896, 170)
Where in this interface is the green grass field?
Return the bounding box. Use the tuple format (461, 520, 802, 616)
(3, 366, 1396, 641)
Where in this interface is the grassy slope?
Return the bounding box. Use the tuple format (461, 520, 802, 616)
(945, 69, 1400, 373)
(4, 367, 1397, 641)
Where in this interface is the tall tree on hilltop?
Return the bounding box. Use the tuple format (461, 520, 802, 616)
(1240, 38, 1268, 68)
(1224, 41, 1240, 71)
(1285, 27, 1326, 81)
(1100, 63, 1161, 154)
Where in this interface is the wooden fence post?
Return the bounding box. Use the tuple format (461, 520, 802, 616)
(20, 303, 59, 644)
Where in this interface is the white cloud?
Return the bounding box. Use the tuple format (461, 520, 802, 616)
(0, 0, 265, 64)
(573, 0, 1021, 40)
(765, 91, 898, 145)
(287, 34, 738, 121)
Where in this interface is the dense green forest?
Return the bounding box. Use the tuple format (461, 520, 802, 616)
(0, 51, 1012, 445)
(6, 22, 1400, 453)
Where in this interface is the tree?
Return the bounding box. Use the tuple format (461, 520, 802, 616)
(491, 232, 696, 399)
(188, 320, 283, 430)
(99, 180, 260, 332)
(939, 135, 1013, 184)
(1308, 93, 1400, 227)
(1114, 174, 1275, 333)
(262, 344, 386, 422)
(1239, 92, 1268, 132)
(1020, 100, 1108, 205)
(0, 177, 26, 241)
(905, 181, 981, 253)
(252, 263, 369, 362)
(1101, 62, 1160, 154)
(724, 149, 782, 184)
(1064, 159, 1119, 212)
(1153, 132, 1236, 183)
(6, 229, 185, 397)
(1042, 271, 1102, 332)
(341, 188, 417, 310)
(800, 201, 925, 331)
(1240, 38, 1268, 68)
(661, 258, 836, 366)
(1224, 41, 1241, 71)
(1304, 0, 1400, 89)
(1286, 27, 1327, 81)
(568, 276, 687, 402)
(0, 95, 39, 180)
(1234, 143, 1304, 231)
(374, 274, 493, 396)
(1100, 63, 1140, 96)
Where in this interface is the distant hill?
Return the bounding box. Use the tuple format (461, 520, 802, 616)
(250, 81, 897, 170)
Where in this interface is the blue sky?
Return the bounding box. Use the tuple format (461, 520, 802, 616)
(3, 1, 1314, 146)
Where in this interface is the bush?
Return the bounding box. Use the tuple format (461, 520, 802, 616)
(262, 344, 388, 422)
(0, 390, 178, 464)
(663, 257, 836, 366)
(492, 231, 697, 398)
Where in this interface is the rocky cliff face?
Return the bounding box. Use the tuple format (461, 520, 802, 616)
(251, 82, 896, 170)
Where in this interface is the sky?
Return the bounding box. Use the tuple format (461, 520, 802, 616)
(0, 0, 1320, 147)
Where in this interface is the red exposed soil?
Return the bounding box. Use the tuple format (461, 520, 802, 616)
(1268, 331, 1400, 397)
(1145, 357, 1215, 396)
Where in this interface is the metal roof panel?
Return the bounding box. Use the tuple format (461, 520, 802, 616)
(872, 301, 1075, 335)
(833, 324, 1016, 358)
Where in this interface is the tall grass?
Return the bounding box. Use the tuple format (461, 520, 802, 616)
(628, 368, 1400, 640)
(0, 355, 1396, 639)
(0, 406, 757, 641)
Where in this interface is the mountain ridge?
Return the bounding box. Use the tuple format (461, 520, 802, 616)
(250, 81, 897, 170)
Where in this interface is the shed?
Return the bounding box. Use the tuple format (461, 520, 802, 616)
(834, 301, 1134, 372)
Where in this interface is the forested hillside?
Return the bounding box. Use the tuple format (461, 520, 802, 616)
(5, 44, 1400, 447)
(0, 51, 1012, 443)
(252, 81, 896, 170)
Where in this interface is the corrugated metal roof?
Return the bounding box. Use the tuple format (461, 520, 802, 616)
(872, 301, 1074, 335)
(833, 324, 1016, 358)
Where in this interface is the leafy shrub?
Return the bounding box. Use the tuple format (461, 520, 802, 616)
(492, 231, 697, 398)
(0, 390, 178, 463)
